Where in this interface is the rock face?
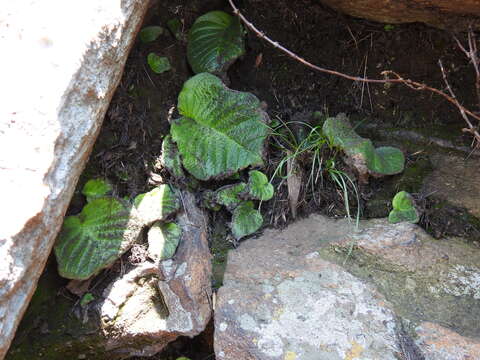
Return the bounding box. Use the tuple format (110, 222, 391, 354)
(215, 214, 480, 359)
(318, 0, 480, 29)
(0, 1, 149, 357)
(7, 192, 212, 359)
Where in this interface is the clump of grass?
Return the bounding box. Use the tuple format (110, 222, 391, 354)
(268, 115, 360, 226)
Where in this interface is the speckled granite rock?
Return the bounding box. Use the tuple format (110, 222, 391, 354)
(215, 214, 480, 360)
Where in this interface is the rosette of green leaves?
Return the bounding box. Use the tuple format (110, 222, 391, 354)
(322, 114, 404, 176)
(171, 73, 269, 181)
(54, 198, 142, 280)
(187, 11, 245, 74)
(388, 191, 419, 224)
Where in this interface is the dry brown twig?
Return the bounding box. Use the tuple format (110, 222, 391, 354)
(228, 0, 480, 147)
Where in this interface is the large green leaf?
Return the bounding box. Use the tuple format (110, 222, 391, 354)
(231, 201, 263, 240)
(54, 198, 141, 280)
(187, 11, 245, 74)
(171, 73, 269, 181)
(134, 185, 180, 225)
(215, 183, 247, 211)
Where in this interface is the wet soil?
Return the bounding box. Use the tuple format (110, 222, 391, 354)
(9, 0, 480, 359)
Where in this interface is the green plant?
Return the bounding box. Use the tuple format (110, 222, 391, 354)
(81, 178, 112, 202)
(139, 26, 163, 43)
(171, 73, 269, 180)
(167, 18, 184, 41)
(231, 201, 263, 240)
(54, 197, 142, 280)
(147, 53, 171, 74)
(388, 191, 419, 224)
(270, 116, 360, 223)
(148, 222, 182, 261)
(322, 114, 404, 181)
(187, 11, 245, 74)
(161, 134, 185, 179)
(80, 293, 95, 307)
(55, 181, 182, 280)
(134, 185, 180, 225)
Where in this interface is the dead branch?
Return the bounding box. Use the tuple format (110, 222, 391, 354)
(228, 0, 480, 145)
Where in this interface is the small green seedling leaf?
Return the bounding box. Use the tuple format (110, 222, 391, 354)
(384, 24, 395, 32)
(176, 357, 191, 360)
(388, 191, 419, 224)
(80, 293, 95, 307)
(322, 114, 404, 178)
(161, 135, 185, 179)
(167, 18, 184, 40)
(216, 183, 247, 211)
(171, 73, 269, 180)
(187, 11, 245, 74)
(82, 179, 112, 202)
(247, 170, 273, 201)
(148, 222, 182, 261)
(139, 26, 163, 43)
(147, 53, 171, 74)
(134, 185, 180, 226)
(231, 201, 263, 240)
(54, 198, 141, 280)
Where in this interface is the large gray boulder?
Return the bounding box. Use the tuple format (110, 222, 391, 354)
(0, 0, 149, 357)
(215, 215, 480, 359)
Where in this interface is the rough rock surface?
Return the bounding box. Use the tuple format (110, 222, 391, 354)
(215, 214, 480, 360)
(0, 1, 150, 357)
(317, 0, 480, 30)
(215, 216, 401, 359)
(6, 192, 212, 359)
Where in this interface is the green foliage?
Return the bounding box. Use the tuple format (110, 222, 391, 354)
(187, 11, 245, 74)
(139, 26, 163, 43)
(134, 185, 180, 225)
(388, 191, 419, 224)
(80, 293, 94, 307)
(148, 222, 182, 261)
(231, 201, 263, 240)
(161, 135, 185, 179)
(215, 183, 247, 211)
(167, 18, 184, 40)
(81, 179, 112, 202)
(147, 53, 171, 74)
(171, 73, 269, 180)
(247, 170, 274, 201)
(322, 114, 404, 176)
(384, 24, 395, 32)
(54, 198, 141, 280)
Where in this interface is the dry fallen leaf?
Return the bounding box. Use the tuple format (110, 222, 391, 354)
(287, 153, 302, 219)
(255, 53, 263, 68)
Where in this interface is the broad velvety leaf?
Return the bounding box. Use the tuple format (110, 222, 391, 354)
(54, 198, 141, 280)
(247, 170, 274, 201)
(134, 185, 180, 225)
(148, 222, 182, 261)
(231, 201, 263, 239)
(216, 183, 247, 211)
(171, 73, 269, 180)
(161, 134, 185, 179)
(187, 11, 245, 74)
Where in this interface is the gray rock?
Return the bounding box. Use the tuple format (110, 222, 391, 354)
(215, 215, 400, 359)
(0, 0, 149, 357)
(216, 214, 480, 360)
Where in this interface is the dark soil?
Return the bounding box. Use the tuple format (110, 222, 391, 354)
(14, 0, 480, 359)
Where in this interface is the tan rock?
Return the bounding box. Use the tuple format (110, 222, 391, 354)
(0, 0, 149, 358)
(318, 0, 480, 29)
